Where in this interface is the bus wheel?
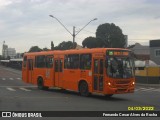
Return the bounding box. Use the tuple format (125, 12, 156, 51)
(105, 94, 113, 97)
(37, 77, 48, 90)
(79, 81, 90, 97)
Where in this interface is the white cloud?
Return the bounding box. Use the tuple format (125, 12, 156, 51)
(0, 0, 12, 7)
(0, 0, 160, 55)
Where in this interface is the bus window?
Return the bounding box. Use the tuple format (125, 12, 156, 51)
(59, 60, 63, 72)
(35, 55, 46, 68)
(28, 59, 33, 70)
(94, 59, 98, 74)
(100, 59, 104, 74)
(55, 60, 59, 72)
(46, 56, 54, 68)
(64, 54, 79, 69)
(80, 54, 92, 70)
(23, 56, 27, 67)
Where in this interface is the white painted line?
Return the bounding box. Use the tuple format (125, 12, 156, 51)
(141, 88, 155, 91)
(19, 87, 31, 91)
(135, 88, 146, 91)
(7, 87, 16, 91)
(2, 78, 6, 80)
(139, 88, 147, 90)
(151, 89, 160, 92)
(9, 78, 14, 80)
(17, 78, 21, 80)
(135, 88, 141, 91)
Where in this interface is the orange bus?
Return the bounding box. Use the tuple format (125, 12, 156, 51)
(22, 48, 135, 97)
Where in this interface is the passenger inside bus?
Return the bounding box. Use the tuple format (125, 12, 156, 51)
(107, 57, 133, 78)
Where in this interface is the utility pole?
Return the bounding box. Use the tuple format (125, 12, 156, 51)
(73, 26, 76, 48)
(49, 15, 97, 48)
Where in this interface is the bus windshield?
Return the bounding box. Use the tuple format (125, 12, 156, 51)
(106, 56, 134, 78)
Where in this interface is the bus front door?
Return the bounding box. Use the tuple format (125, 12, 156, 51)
(27, 59, 33, 83)
(54, 59, 63, 87)
(93, 59, 104, 92)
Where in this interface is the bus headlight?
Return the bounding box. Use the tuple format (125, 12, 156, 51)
(132, 82, 135, 85)
(108, 82, 111, 86)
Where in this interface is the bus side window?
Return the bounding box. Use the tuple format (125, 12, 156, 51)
(35, 55, 46, 68)
(46, 56, 54, 68)
(64, 54, 79, 69)
(80, 54, 92, 70)
(55, 60, 59, 72)
(64, 55, 68, 69)
(59, 60, 63, 72)
(23, 56, 27, 67)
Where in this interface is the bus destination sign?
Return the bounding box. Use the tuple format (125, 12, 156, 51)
(107, 50, 129, 56)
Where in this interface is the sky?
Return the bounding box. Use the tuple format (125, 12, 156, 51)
(0, 0, 160, 54)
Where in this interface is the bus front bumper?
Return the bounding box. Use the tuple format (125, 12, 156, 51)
(105, 85, 135, 95)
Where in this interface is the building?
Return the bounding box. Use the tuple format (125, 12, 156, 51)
(2, 42, 16, 59)
(128, 43, 150, 60)
(15, 53, 22, 58)
(150, 39, 160, 65)
(75, 44, 83, 49)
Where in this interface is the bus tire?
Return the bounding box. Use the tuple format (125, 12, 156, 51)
(79, 81, 90, 97)
(37, 77, 49, 90)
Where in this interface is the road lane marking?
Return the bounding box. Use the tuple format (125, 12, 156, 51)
(17, 78, 21, 80)
(2, 78, 6, 80)
(6, 87, 16, 91)
(140, 88, 155, 91)
(151, 89, 160, 92)
(135, 88, 146, 91)
(19, 87, 31, 91)
(9, 78, 14, 80)
(135, 89, 140, 91)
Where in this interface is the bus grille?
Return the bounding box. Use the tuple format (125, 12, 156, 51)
(116, 80, 130, 84)
(117, 89, 127, 92)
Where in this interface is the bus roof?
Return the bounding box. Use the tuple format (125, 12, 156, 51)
(24, 48, 129, 56)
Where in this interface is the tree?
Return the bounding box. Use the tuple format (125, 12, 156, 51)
(82, 37, 97, 48)
(43, 47, 49, 51)
(51, 41, 54, 50)
(28, 46, 42, 52)
(96, 23, 125, 48)
(54, 41, 77, 50)
(0, 55, 3, 60)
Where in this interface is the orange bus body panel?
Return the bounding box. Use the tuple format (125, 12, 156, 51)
(22, 48, 135, 95)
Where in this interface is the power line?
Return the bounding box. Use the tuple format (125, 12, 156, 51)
(76, 27, 95, 34)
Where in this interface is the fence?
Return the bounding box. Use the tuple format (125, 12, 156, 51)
(135, 67, 160, 84)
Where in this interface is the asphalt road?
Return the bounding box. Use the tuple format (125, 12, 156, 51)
(0, 65, 160, 120)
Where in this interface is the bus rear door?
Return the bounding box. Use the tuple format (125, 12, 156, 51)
(54, 58, 63, 87)
(93, 58, 104, 92)
(45, 55, 54, 86)
(27, 59, 33, 83)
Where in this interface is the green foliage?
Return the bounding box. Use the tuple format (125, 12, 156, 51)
(96, 23, 125, 48)
(82, 23, 126, 48)
(28, 46, 42, 52)
(43, 47, 49, 51)
(82, 37, 98, 48)
(0, 55, 2, 60)
(54, 41, 77, 50)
